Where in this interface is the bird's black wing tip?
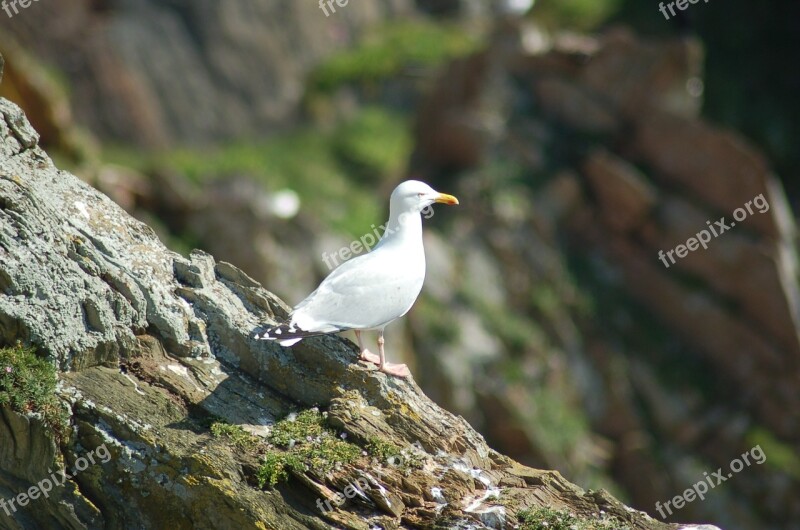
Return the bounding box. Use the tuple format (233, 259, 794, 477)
(254, 323, 310, 343)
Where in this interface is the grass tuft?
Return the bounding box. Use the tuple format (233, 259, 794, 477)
(366, 437, 402, 461)
(0, 343, 66, 439)
(257, 451, 304, 488)
(517, 507, 630, 530)
(256, 409, 361, 488)
(210, 422, 260, 450)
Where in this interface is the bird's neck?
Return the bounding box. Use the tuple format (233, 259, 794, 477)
(382, 208, 423, 247)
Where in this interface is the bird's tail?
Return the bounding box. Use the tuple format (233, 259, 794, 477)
(255, 323, 325, 347)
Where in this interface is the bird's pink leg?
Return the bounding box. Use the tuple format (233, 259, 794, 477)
(377, 330, 410, 378)
(356, 330, 380, 365)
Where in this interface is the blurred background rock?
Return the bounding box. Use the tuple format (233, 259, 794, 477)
(1, 0, 798, 528)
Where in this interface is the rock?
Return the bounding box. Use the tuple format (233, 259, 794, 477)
(0, 100, 680, 528)
(413, 51, 493, 172)
(600, 231, 796, 438)
(0, 36, 85, 159)
(409, 26, 800, 528)
(646, 195, 800, 357)
(0, 0, 414, 147)
(533, 76, 620, 134)
(581, 28, 704, 120)
(583, 149, 657, 233)
(629, 111, 778, 237)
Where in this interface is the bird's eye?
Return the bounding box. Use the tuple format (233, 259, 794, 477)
(418, 193, 424, 197)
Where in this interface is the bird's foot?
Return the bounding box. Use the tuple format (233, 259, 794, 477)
(359, 349, 381, 365)
(379, 362, 411, 378)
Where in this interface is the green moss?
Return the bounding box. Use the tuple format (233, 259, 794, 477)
(0, 343, 66, 438)
(517, 507, 630, 530)
(210, 422, 260, 450)
(209, 409, 365, 489)
(257, 409, 361, 487)
(308, 20, 482, 94)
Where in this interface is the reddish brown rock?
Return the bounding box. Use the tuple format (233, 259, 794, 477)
(583, 149, 657, 233)
(581, 28, 704, 119)
(533, 77, 620, 134)
(629, 111, 779, 238)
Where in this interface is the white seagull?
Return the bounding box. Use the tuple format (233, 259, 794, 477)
(257, 180, 459, 377)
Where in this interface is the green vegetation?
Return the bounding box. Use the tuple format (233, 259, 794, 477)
(366, 437, 402, 461)
(210, 422, 260, 450)
(517, 507, 630, 530)
(210, 410, 412, 489)
(482, 302, 548, 356)
(413, 296, 460, 343)
(257, 409, 361, 488)
(268, 409, 327, 446)
(100, 21, 480, 249)
(308, 20, 482, 95)
(257, 451, 304, 488)
(746, 427, 800, 480)
(104, 106, 410, 237)
(361, 432, 423, 473)
(332, 107, 412, 181)
(0, 343, 66, 437)
(528, 386, 590, 459)
(531, 0, 623, 31)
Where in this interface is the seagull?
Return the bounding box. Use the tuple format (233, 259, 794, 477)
(256, 180, 459, 377)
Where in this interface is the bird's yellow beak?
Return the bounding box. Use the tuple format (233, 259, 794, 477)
(434, 193, 459, 205)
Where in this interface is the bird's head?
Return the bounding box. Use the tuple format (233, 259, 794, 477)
(391, 180, 459, 214)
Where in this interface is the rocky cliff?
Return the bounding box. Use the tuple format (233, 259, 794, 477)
(0, 86, 701, 529)
(1, 11, 797, 528)
(0, 0, 412, 147)
(405, 25, 800, 529)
